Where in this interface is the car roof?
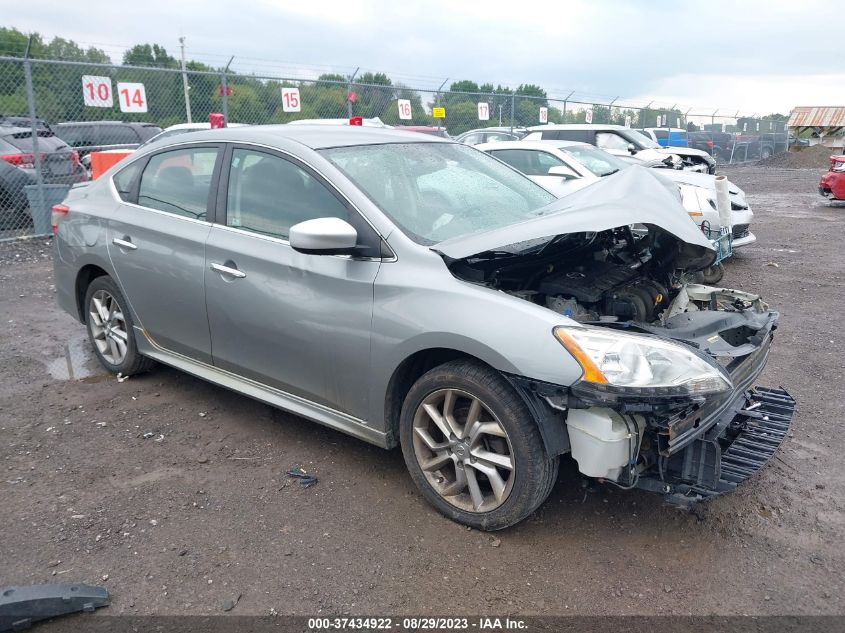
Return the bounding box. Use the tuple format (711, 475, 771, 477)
(527, 124, 629, 131)
(54, 121, 155, 128)
(643, 127, 687, 133)
(168, 124, 451, 149)
(476, 139, 594, 151)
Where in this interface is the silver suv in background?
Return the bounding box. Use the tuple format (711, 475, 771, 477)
(53, 126, 792, 529)
(525, 124, 716, 173)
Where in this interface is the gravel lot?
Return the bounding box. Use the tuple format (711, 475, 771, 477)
(1, 166, 843, 618)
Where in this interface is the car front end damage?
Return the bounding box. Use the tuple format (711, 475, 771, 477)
(559, 290, 794, 504)
(436, 167, 793, 505)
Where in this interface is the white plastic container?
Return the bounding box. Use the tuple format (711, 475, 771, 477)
(566, 408, 642, 481)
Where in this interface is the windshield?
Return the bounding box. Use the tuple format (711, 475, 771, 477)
(561, 145, 629, 177)
(321, 142, 556, 244)
(623, 129, 661, 149)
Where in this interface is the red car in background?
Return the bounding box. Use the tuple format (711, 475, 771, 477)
(819, 154, 845, 201)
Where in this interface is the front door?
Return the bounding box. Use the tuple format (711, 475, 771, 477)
(204, 146, 381, 419)
(107, 144, 221, 363)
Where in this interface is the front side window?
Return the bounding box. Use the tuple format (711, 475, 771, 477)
(322, 142, 556, 244)
(490, 149, 567, 177)
(226, 148, 347, 239)
(137, 147, 219, 220)
(561, 145, 627, 177)
(596, 132, 633, 151)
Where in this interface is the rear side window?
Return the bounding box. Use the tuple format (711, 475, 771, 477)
(101, 125, 141, 145)
(652, 130, 668, 140)
(113, 160, 144, 202)
(542, 130, 591, 143)
(55, 125, 96, 147)
(137, 147, 219, 220)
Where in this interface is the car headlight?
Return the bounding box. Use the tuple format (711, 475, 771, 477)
(554, 326, 731, 396)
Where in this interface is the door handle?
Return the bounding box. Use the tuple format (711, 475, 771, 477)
(112, 237, 137, 251)
(210, 262, 246, 279)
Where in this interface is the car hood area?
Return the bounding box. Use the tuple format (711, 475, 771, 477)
(434, 165, 715, 270)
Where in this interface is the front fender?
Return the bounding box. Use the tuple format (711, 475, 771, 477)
(367, 249, 584, 428)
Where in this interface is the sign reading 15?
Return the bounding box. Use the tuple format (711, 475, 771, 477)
(281, 87, 301, 113)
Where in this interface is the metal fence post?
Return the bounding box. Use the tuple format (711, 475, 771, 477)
(23, 44, 46, 234)
(220, 71, 229, 124)
(509, 93, 515, 133)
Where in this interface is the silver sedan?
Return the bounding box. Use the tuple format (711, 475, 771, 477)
(53, 125, 793, 529)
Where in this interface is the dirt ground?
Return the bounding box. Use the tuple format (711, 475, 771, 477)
(1, 165, 843, 619)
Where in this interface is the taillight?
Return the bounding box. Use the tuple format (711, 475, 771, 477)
(70, 150, 80, 166)
(51, 203, 69, 235)
(706, 140, 714, 150)
(1, 153, 37, 169)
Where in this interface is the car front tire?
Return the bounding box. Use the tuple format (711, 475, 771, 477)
(84, 276, 155, 376)
(399, 359, 559, 530)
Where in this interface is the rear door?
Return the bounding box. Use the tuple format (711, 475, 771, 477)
(204, 145, 381, 418)
(107, 144, 222, 363)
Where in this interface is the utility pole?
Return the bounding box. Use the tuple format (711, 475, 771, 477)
(179, 36, 192, 123)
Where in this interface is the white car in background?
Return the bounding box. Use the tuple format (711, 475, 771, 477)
(477, 140, 755, 248)
(524, 124, 716, 174)
(139, 122, 248, 148)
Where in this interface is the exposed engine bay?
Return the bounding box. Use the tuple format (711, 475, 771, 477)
(446, 222, 792, 505)
(449, 224, 760, 326)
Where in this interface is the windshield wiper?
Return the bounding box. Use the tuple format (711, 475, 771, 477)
(600, 169, 620, 177)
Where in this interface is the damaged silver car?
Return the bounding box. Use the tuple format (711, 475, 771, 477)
(52, 126, 794, 530)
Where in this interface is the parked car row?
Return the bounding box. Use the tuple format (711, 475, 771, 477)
(52, 123, 792, 530)
(0, 123, 88, 227)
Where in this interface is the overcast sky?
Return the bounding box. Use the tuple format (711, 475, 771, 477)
(4, 0, 841, 116)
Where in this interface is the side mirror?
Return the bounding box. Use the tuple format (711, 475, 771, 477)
(289, 217, 358, 255)
(547, 166, 577, 180)
(627, 143, 637, 155)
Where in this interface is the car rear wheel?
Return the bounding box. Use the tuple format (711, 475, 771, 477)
(399, 359, 559, 530)
(84, 276, 155, 376)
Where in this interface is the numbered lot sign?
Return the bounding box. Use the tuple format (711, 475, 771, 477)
(398, 99, 412, 120)
(585, 109, 593, 124)
(624, 115, 632, 128)
(477, 102, 489, 121)
(82, 76, 113, 108)
(117, 82, 147, 113)
(676, 117, 681, 128)
(538, 107, 548, 124)
(661, 114, 667, 126)
(281, 87, 301, 113)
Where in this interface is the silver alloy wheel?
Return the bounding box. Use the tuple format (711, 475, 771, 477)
(412, 388, 515, 513)
(88, 289, 129, 365)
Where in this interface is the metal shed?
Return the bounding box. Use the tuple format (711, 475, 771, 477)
(788, 107, 845, 148)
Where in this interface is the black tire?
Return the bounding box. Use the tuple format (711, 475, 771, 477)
(399, 359, 559, 530)
(83, 275, 155, 376)
(700, 263, 724, 285)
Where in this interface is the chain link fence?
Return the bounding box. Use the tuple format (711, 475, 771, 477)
(0, 55, 789, 240)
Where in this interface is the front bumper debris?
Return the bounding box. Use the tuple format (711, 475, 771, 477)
(636, 386, 794, 504)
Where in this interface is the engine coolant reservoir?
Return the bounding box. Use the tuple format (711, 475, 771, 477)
(566, 408, 643, 481)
